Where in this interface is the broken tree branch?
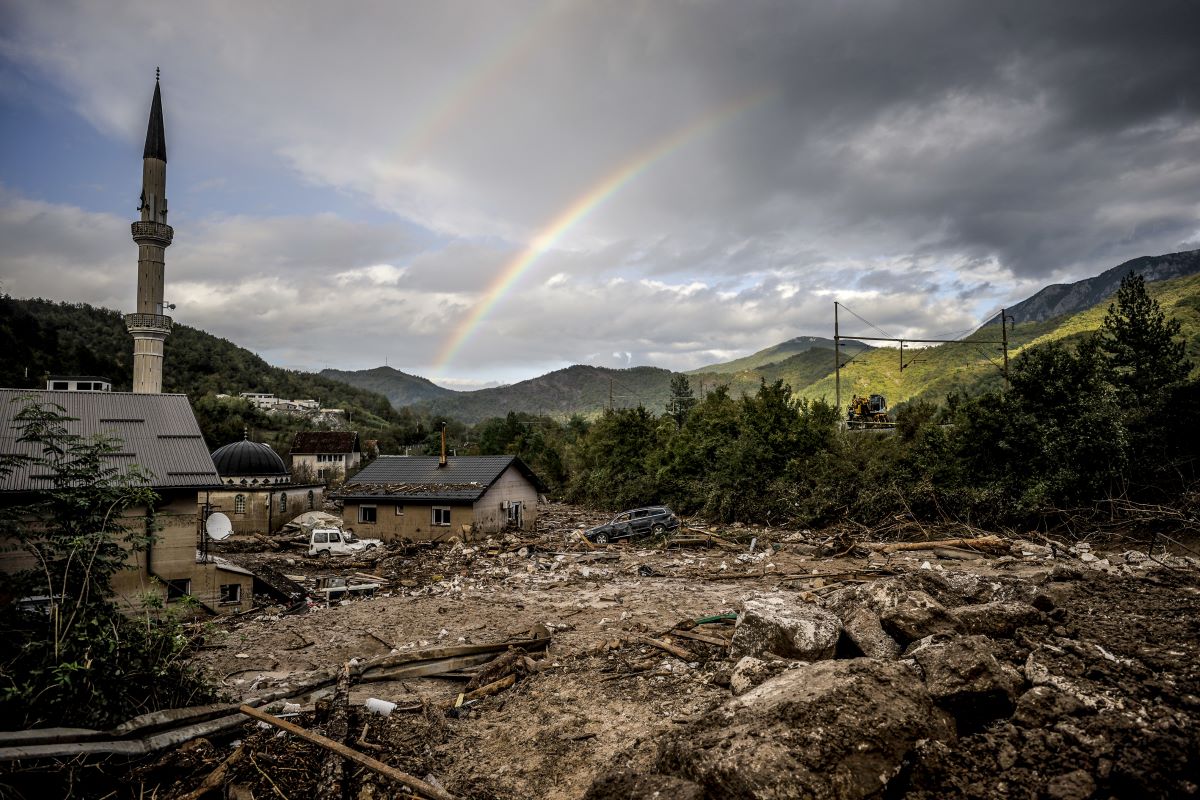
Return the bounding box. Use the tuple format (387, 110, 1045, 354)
(179, 742, 246, 800)
(640, 636, 695, 661)
(239, 705, 456, 800)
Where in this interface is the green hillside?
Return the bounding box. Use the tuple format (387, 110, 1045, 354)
(319, 366, 453, 407)
(0, 296, 411, 449)
(689, 336, 871, 374)
(416, 364, 677, 423)
(796, 272, 1200, 408)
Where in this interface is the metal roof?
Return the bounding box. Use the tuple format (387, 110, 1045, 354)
(143, 80, 166, 162)
(337, 455, 543, 502)
(0, 389, 220, 492)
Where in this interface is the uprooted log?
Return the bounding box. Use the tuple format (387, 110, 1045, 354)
(239, 705, 456, 800)
(868, 535, 1009, 555)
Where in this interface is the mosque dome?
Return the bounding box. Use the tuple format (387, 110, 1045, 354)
(211, 438, 288, 479)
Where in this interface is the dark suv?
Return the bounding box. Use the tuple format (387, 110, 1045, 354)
(584, 506, 681, 544)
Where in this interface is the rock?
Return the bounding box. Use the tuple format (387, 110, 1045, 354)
(949, 601, 1046, 638)
(1046, 769, 1096, 800)
(879, 591, 962, 645)
(658, 659, 953, 800)
(1079, 552, 1098, 563)
(842, 607, 902, 659)
(583, 771, 704, 800)
(730, 598, 841, 661)
(729, 656, 797, 696)
(910, 635, 1022, 732)
(1049, 563, 1085, 582)
(1012, 685, 1088, 727)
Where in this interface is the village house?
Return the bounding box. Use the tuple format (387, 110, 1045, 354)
(206, 435, 325, 535)
(290, 430, 363, 484)
(0, 389, 254, 615)
(337, 454, 544, 542)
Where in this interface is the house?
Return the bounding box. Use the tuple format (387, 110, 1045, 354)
(291, 430, 362, 483)
(0, 389, 254, 615)
(207, 435, 325, 534)
(45, 375, 113, 392)
(337, 455, 544, 542)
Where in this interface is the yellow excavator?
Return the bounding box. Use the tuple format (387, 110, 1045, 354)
(847, 394, 890, 428)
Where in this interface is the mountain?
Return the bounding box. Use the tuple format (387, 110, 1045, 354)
(983, 249, 1200, 327)
(319, 366, 453, 407)
(0, 296, 404, 447)
(796, 270, 1200, 408)
(414, 365, 677, 423)
(689, 336, 872, 374)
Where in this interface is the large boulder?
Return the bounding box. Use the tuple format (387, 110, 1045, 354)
(880, 591, 962, 645)
(583, 771, 704, 800)
(658, 659, 954, 800)
(730, 598, 841, 661)
(909, 635, 1023, 732)
(729, 656, 798, 696)
(841, 607, 902, 659)
(949, 601, 1046, 638)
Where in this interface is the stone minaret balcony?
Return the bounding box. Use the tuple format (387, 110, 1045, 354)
(124, 312, 173, 334)
(131, 220, 174, 246)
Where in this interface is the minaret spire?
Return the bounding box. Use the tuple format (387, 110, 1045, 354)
(126, 72, 174, 394)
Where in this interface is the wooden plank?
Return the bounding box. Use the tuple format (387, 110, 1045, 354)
(239, 705, 456, 800)
(670, 629, 730, 647)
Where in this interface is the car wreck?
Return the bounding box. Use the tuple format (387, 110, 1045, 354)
(584, 506, 681, 544)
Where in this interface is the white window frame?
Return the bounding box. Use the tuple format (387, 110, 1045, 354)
(359, 505, 377, 524)
(219, 583, 242, 604)
(432, 507, 451, 526)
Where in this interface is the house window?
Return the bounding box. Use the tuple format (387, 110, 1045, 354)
(432, 507, 451, 526)
(219, 584, 242, 604)
(279, 493, 288, 513)
(317, 468, 325, 480)
(52, 382, 68, 390)
(234, 494, 246, 514)
(307, 490, 315, 510)
(359, 505, 377, 524)
(164, 579, 191, 602)
(395, 505, 404, 516)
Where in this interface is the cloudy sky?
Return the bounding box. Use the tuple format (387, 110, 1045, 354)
(2, 1, 1198, 387)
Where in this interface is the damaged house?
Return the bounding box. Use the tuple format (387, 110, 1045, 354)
(289, 430, 362, 484)
(0, 389, 254, 615)
(337, 454, 544, 542)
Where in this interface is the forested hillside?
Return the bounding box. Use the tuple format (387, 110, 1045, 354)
(0, 296, 430, 452)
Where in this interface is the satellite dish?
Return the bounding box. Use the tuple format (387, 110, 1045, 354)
(206, 512, 233, 541)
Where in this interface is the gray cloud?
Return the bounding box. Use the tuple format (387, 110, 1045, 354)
(1, 0, 1198, 383)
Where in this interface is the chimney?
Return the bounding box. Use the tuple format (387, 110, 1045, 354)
(438, 423, 448, 468)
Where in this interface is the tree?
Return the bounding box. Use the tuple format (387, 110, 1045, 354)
(1096, 271, 1190, 406)
(0, 400, 214, 728)
(665, 374, 697, 428)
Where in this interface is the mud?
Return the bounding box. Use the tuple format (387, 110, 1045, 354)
(5, 506, 1199, 799)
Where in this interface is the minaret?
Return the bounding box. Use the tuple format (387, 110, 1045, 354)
(125, 69, 173, 393)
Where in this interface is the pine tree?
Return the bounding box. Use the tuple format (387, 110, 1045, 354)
(1096, 271, 1190, 406)
(665, 374, 697, 428)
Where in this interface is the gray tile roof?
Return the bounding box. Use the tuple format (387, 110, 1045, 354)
(338, 455, 543, 503)
(0, 389, 220, 492)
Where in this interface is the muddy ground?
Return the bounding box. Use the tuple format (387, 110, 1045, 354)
(6, 504, 1200, 799)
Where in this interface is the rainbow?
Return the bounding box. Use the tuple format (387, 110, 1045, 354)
(396, 4, 561, 161)
(433, 88, 774, 371)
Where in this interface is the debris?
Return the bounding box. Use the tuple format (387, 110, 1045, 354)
(317, 662, 353, 800)
(641, 636, 696, 662)
(238, 705, 457, 800)
(178, 742, 246, 800)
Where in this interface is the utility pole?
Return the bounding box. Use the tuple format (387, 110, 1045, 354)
(834, 301, 841, 416)
(1001, 307, 1012, 390)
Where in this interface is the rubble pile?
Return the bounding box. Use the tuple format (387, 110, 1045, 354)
(3, 503, 1198, 799)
